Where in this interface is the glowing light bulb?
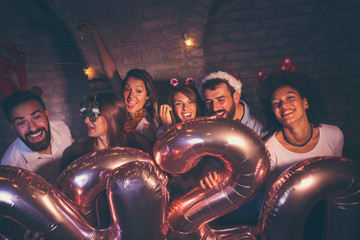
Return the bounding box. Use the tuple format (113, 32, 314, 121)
(182, 33, 193, 46)
(83, 66, 95, 80)
(185, 38, 192, 46)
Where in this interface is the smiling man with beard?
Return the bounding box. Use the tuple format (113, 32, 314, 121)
(1, 90, 73, 184)
(201, 71, 265, 138)
(200, 71, 267, 227)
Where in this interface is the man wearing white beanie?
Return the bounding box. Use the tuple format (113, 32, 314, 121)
(200, 71, 266, 227)
(201, 70, 265, 138)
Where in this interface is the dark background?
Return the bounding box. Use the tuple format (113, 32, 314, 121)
(0, 0, 359, 161)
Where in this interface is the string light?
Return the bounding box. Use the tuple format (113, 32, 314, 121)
(182, 33, 192, 46)
(107, 0, 240, 55)
(26, 0, 241, 66)
(83, 66, 95, 80)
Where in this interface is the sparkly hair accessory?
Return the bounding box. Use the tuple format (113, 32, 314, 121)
(80, 95, 100, 111)
(170, 78, 195, 87)
(80, 95, 101, 122)
(277, 56, 295, 72)
(257, 56, 295, 83)
(257, 69, 269, 83)
(201, 71, 242, 96)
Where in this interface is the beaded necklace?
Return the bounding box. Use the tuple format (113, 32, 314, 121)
(282, 125, 313, 147)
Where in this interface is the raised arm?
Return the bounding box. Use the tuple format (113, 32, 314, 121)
(80, 19, 122, 91)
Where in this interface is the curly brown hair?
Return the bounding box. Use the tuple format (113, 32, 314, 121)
(257, 71, 326, 134)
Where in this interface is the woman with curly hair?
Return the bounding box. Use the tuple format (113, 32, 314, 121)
(257, 70, 344, 183)
(257, 59, 345, 239)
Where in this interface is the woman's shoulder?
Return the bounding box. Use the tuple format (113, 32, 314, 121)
(320, 123, 341, 131)
(63, 139, 91, 159)
(264, 132, 287, 159)
(265, 132, 279, 146)
(319, 124, 343, 138)
(136, 117, 155, 133)
(61, 138, 92, 171)
(318, 124, 344, 149)
(139, 117, 150, 125)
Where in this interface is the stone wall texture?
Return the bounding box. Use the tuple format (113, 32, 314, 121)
(0, 0, 359, 160)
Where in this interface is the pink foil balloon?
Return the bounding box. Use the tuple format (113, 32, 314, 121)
(153, 117, 270, 239)
(107, 161, 169, 239)
(154, 117, 360, 239)
(257, 156, 360, 240)
(2, 122, 359, 239)
(0, 166, 94, 239)
(0, 147, 169, 239)
(56, 147, 161, 225)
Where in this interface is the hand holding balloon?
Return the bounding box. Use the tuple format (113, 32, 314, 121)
(199, 170, 219, 189)
(154, 117, 270, 238)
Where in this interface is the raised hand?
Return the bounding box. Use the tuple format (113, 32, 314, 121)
(159, 104, 173, 131)
(77, 18, 98, 34)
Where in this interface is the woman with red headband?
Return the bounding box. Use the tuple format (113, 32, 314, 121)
(257, 58, 344, 239)
(257, 60, 344, 186)
(156, 78, 204, 137)
(155, 78, 221, 202)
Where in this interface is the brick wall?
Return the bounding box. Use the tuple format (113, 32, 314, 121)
(202, 0, 360, 159)
(0, 0, 90, 154)
(0, 0, 359, 160)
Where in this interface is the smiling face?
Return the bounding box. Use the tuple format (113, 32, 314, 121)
(123, 77, 149, 114)
(173, 91, 197, 122)
(10, 100, 51, 153)
(271, 85, 309, 126)
(203, 82, 237, 119)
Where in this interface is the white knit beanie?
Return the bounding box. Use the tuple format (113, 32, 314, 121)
(200, 71, 242, 97)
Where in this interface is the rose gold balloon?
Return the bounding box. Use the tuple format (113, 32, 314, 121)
(153, 117, 270, 239)
(257, 156, 360, 240)
(0, 147, 169, 239)
(55, 147, 160, 225)
(0, 166, 94, 239)
(107, 161, 169, 239)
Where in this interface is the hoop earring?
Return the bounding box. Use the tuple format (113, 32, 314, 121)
(144, 99, 150, 107)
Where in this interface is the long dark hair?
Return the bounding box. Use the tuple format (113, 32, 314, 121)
(123, 69, 160, 128)
(257, 71, 325, 134)
(88, 92, 128, 150)
(167, 85, 203, 123)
